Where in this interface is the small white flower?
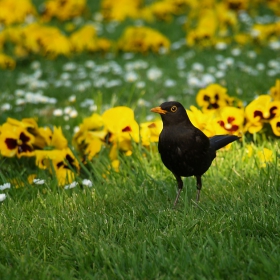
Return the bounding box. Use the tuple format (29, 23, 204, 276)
(69, 95, 76, 102)
(192, 63, 204, 72)
(125, 71, 138, 82)
(137, 98, 150, 107)
(63, 62, 77, 71)
(76, 69, 87, 79)
(49, 97, 57, 104)
(105, 79, 122, 88)
(90, 104, 98, 111)
(94, 77, 107, 88)
(1, 103, 12, 111)
(224, 57, 234, 66)
(15, 89, 25, 96)
(250, 29, 260, 38)
(64, 181, 79, 189)
(231, 48, 241, 56)
(93, 12, 103, 22)
(125, 60, 148, 71)
(76, 83, 86, 92)
(30, 61, 41, 70)
(267, 70, 277, 77)
(0, 183, 11, 191)
(164, 79, 176, 87)
(268, 60, 280, 69)
(201, 73, 216, 85)
(111, 65, 123, 75)
(136, 81, 146, 88)
(147, 68, 162, 81)
(187, 76, 200, 87)
(158, 47, 168, 55)
(236, 88, 243, 95)
(215, 71, 225, 78)
(215, 42, 228, 50)
(217, 63, 227, 71)
(146, 114, 154, 121)
(82, 179, 93, 187)
(32, 69, 42, 79)
(85, 60, 96, 68)
(0, 194, 6, 202)
(238, 11, 252, 24)
(69, 109, 78, 118)
(171, 39, 185, 50)
(80, 99, 94, 108)
(167, 96, 176, 101)
(123, 52, 134, 60)
(64, 106, 72, 115)
(176, 57, 186, 70)
(60, 72, 71, 80)
(53, 109, 63, 116)
(54, 80, 63, 88)
(256, 63, 265, 71)
(207, 66, 217, 73)
(269, 41, 280, 50)
(15, 98, 25, 105)
(247, 51, 257, 59)
(33, 179, 45, 185)
(63, 80, 72, 87)
(74, 126, 80, 134)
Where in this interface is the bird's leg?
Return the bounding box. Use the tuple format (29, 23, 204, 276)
(173, 175, 183, 207)
(196, 176, 202, 202)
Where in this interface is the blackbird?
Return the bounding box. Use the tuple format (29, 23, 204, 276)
(151, 101, 239, 206)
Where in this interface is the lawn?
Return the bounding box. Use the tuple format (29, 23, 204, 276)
(0, 0, 280, 279)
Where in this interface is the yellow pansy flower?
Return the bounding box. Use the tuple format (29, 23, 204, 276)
(215, 106, 244, 135)
(118, 26, 170, 53)
(0, 0, 37, 25)
(101, 0, 141, 21)
(50, 126, 68, 150)
(0, 123, 35, 158)
(140, 121, 162, 146)
(196, 84, 231, 112)
(0, 53, 16, 69)
(42, 0, 87, 21)
(245, 95, 280, 134)
(187, 106, 217, 137)
(35, 148, 79, 186)
(270, 116, 280, 136)
(102, 106, 139, 147)
(73, 113, 106, 159)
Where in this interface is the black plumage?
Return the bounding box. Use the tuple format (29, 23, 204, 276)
(151, 101, 239, 206)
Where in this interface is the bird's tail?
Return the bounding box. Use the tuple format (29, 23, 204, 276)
(209, 135, 240, 151)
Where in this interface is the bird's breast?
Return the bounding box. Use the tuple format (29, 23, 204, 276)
(158, 128, 212, 177)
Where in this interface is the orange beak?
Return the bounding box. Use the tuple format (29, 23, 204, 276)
(150, 106, 167, 114)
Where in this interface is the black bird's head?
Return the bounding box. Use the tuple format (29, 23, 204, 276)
(151, 101, 191, 126)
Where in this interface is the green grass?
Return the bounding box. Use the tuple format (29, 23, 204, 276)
(1, 142, 280, 279)
(1, 0, 280, 278)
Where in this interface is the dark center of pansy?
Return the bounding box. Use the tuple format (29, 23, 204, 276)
(122, 126, 132, 132)
(148, 123, 156, 128)
(218, 119, 239, 132)
(254, 106, 278, 120)
(5, 138, 17, 150)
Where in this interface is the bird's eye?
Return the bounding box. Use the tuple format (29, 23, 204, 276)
(171, 106, 177, 112)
